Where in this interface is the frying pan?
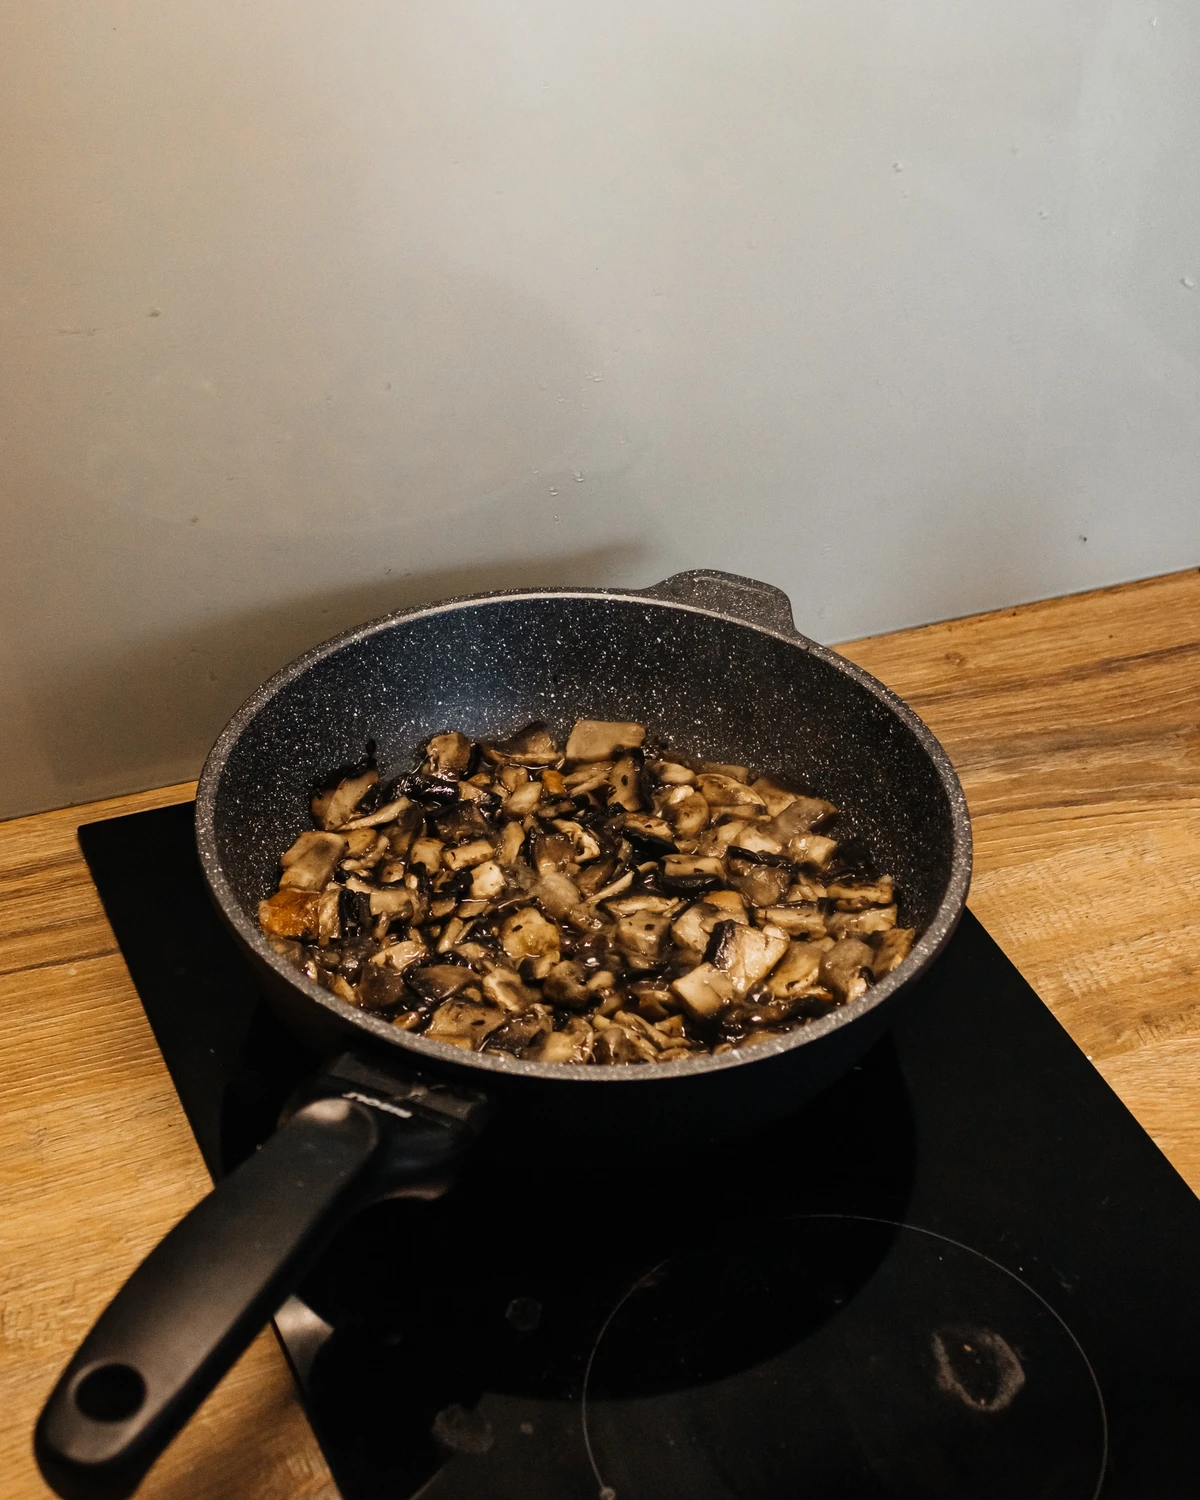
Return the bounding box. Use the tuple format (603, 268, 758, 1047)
(36, 570, 971, 1499)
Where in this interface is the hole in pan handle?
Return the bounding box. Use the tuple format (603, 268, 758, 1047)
(639, 570, 798, 635)
(35, 1061, 489, 1500)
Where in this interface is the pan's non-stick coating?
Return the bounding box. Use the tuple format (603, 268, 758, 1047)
(198, 585, 969, 1134)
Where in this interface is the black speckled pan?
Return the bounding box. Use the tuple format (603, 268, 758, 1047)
(37, 571, 971, 1500)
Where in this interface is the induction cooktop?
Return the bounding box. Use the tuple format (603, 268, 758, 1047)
(76, 801, 1200, 1499)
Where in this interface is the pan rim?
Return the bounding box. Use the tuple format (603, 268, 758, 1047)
(195, 584, 972, 1084)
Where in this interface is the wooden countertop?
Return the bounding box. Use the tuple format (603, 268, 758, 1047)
(2, 568, 1198, 1499)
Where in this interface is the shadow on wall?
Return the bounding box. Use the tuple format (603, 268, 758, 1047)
(27, 545, 643, 811)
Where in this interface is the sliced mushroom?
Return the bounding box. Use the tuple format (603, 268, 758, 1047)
(695, 774, 765, 809)
(482, 967, 541, 1013)
(442, 839, 496, 873)
(618, 813, 676, 848)
(671, 897, 749, 954)
(827, 905, 897, 940)
(871, 927, 915, 977)
(533, 870, 582, 919)
(629, 982, 676, 1021)
(785, 834, 839, 869)
(503, 779, 544, 816)
(650, 760, 696, 785)
(490, 722, 561, 766)
(356, 965, 413, 1011)
(671, 963, 735, 1021)
(592, 1024, 647, 1065)
(708, 922, 790, 998)
(469, 859, 507, 900)
(827, 875, 895, 910)
(500, 907, 561, 963)
(372, 937, 429, 972)
(727, 860, 791, 909)
(819, 938, 875, 1003)
(661, 854, 725, 894)
(410, 837, 444, 874)
(604, 893, 681, 918)
(423, 731, 472, 778)
(367, 887, 421, 923)
(552, 819, 602, 863)
(616, 910, 673, 968)
(278, 831, 347, 891)
(565, 719, 647, 763)
(312, 770, 379, 831)
(766, 941, 826, 998)
(259, 889, 323, 940)
(483, 1013, 554, 1056)
(565, 762, 615, 796)
(660, 787, 710, 837)
(767, 797, 837, 839)
(749, 777, 799, 817)
(497, 821, 526, 867)
(608, 755, 644, 811)
(535, 1025, 595, 1064)
(759, 903, 827, 939)
(543, 960, 591, 1008)
(342, 796, 414, 831)
(424, 1000, 506, 1050)
(731, 827, 784, 858)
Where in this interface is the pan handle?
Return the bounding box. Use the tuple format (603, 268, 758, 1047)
(641, 569, 797, 634)
(35, 1070, 486, 1500)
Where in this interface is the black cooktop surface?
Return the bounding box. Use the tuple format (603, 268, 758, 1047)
(79, 802, 1200, 1499)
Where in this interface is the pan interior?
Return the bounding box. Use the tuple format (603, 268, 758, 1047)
(206, 594, 957, 944)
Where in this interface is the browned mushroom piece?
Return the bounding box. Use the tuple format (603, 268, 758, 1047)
(618, 812, 676, 846)
(765, 796, 837, 840)
(708, 922, 790, 998)
(481, 968, 541, 1013)
(615, 910, 673, 969)
(489, 722, 561, 766)
(695, 774, 765, 810)
(535, 1022, 595, 1064)
(442, 839, 497, 873)
(608, 755, 644, 811)
(671, 896, 749, 955)
(264, 724, 910, 1064)
(503, 779, 544, 816)
(785, 834, 838, 869)
(278, 831, 347, 891)
(819, 938, 875, 1003)
(659, 786, 709, 836)
(312, 769, 379, 831)
(469, 860, 507, 900)
(650, 760, 696, 785)
(533, 870, 582, 918)
(565, 719, 647, 763)
(484, 1012, 554, 1056)
(766, 941, 827, 998)
(671, 963, 735, 1022)
(827, 905, 897, 940)
(500, 907, 561, 964)
(543, 960, 591, 1008)
(424, 1001, 507, 1050)
(259, 888, 324, 940)
(355, 965, 413, 1011)
(827, 875, 895, 910)
(423, 731, 472, 778)
(727, 859, 791, 909)
(871, 927, 915, 977)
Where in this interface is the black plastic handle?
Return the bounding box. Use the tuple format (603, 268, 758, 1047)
(35, 1066, 486, 1500)
(642, 569, 797, 634)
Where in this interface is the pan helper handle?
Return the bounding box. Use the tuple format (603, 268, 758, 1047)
(36, 1058, 490, 1500)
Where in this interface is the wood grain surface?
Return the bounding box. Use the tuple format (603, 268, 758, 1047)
(2, 568, 1198, 1499)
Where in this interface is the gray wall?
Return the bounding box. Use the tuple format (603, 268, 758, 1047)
(3, 1, 1199, 818)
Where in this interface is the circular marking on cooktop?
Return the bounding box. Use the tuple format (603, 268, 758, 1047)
(581, 1215, 1106, 1500)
